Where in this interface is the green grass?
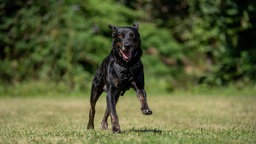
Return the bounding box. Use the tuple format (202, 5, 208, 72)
(0, 95, 255, 143)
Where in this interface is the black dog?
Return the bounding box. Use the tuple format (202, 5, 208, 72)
(87, 24, 152, 133)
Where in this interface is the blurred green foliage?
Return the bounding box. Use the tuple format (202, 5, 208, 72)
(148, 0, 256, 85)
(0, 0, 255, 95)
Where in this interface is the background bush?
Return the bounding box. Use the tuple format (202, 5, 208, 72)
(0, 0, 255, 95)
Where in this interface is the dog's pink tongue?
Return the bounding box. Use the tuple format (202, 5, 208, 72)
(121, 50, 131, 61)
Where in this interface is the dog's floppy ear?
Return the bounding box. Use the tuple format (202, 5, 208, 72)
(108, 24, 118, 31)
(132, 23, 139, 30)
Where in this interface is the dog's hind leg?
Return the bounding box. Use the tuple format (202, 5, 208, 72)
(87, 88, 103, 129)
(101, 107, 109, 130)
(87, 74, 104, 130)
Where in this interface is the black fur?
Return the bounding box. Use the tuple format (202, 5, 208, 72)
(87, 24, 152, 133)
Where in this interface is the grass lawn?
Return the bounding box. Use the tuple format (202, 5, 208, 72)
(0, 95, 255, 143)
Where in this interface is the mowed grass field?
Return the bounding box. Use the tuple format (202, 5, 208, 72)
(0, 95, 255, 144)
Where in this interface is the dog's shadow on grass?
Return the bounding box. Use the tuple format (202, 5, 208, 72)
(124, 128, 164, 134)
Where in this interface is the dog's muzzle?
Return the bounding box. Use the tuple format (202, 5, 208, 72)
(120, 44, 132, 61)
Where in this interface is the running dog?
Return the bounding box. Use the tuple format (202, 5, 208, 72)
(87, 24, 152, 133)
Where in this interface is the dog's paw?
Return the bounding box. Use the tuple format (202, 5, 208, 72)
(112, 128, 121, 133)
(87, 124, 94, 130)
(112, 126, 121, 133)
(141, 108, 152, 115)
(113, 130, 121, 133)
(101, 121, 108, 130)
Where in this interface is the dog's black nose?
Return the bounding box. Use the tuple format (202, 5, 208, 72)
(124, 43, 131, 49)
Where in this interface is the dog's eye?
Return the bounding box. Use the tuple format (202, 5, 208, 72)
(118, 33, 124, 38)
(129, 32, 134, 38)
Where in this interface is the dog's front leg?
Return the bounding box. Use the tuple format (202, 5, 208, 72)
(137, 89, 152, 115)
(131, 81, 152, 115)
(107, 86, 121, 133)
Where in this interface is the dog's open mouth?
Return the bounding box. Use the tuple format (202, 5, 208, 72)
(120, 49, 132, 61)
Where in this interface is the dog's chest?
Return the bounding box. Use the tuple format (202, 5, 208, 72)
(113, 62, 132, 81)
(111, 61, 140, 89)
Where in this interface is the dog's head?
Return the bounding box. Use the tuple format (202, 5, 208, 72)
(109, 24, 141, 62)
